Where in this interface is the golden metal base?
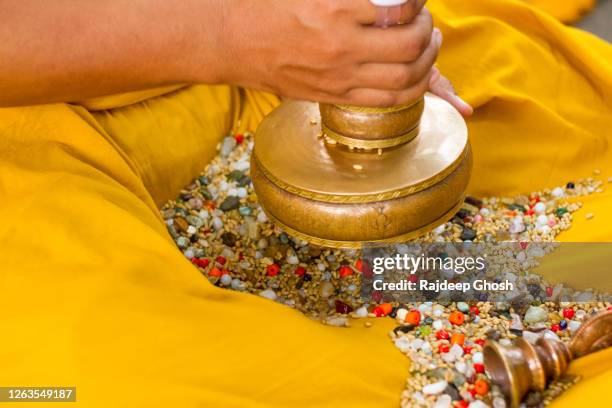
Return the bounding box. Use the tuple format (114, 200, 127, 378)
(251, 94, 471, 248)
(484, 309, 612, 408)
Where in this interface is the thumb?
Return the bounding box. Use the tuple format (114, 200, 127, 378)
(429, 66, 473, 117)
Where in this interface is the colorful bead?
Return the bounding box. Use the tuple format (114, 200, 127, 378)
(338, 265, 353, 278)
(474, 379, 489, 395)
(191, 257, 210, 268)
(209, 267, 222, 277)
(449, 311, 465, 325)
(450, 333, 466, 346)
(562, 308, 575, 319)
(266, 263, 280, 276)
(405, 310, 421, 325)
(436, 329, 450, 340)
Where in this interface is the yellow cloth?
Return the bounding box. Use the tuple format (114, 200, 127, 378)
(525, 0, 597, 23)
(0, 1, 611, 408)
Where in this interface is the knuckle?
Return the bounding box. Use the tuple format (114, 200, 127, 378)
(322, 77, 350, 96)
(375, 92, 398, 108)
(392, 68, 413, 89)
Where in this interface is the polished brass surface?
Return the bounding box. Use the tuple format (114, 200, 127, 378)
(320, 98, 424, 148)
(321, 121, 419, 149)
(253, 94, 468, 200)
(251, 150, 470, 245)
(484, 309, 612, 408)
(570, 308, 612, 358)
(251, 93, 471, 247)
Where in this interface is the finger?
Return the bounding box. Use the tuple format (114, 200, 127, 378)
(429, 67, 474, 116)
(355, 7, 433, 63)
(329, 68, 433, 107)
(352, 28, 441, 91)
(352, 0, 428, 25)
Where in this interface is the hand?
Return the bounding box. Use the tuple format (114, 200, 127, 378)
(214, 0, 444, 108)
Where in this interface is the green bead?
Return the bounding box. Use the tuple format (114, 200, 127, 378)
(555, 207, 568, 217)
(200, 187, 213, 200)
(418, 326, 431, 337)
(239, 206, 252, 216)
(227, 170, 244, 182)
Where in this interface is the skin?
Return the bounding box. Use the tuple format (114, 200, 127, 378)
(0, 0, 472, 114)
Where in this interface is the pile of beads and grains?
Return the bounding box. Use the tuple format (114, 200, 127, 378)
(162, 133, 610, 408)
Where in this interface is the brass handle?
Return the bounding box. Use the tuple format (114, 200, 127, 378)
(320, 0, 424, 150)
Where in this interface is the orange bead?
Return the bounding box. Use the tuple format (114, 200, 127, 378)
(379, 303, 393, 315)
(450, 332, 465, 346)
(449, 311, 465, 325)
(209, 267, 222, 277)
(405, 310, 421, 325)
(474, 379, 489, 396)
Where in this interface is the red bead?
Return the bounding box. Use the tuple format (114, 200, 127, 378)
(215, 256, 227, 265)
(438, 344, 450, 353)
(408, 274, 418, 283)
(469, 306, 480, 315)
(234, 134, 245, 144)
(463, 345, 473, 354)
(473, 363, 485, 373)
(474, 339, 486, 346)
(456, 401, 469, 408)
(520, 242, 528, 250)
(436, 329, 450, 340)
(238, 252, 245, 261)
(335, 300, 353, 314)
(468, 388, 478, 398)
(562, 308, 575, 319)
(373, 306, 385, 317)
(294, 266, 306, 277)
(546, 286, 554, 297)
(551, 324, 560, 332)
(355, 259, 363, 272)
(191, 258, 210, 268)
(339, 265, 353, 278)
(372, 291, 382, 303)
(266, 263, 280, 277)
(209, 267, 222, 277)
(526, 209, 535, 216)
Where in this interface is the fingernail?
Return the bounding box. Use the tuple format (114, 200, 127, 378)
(433, 28, 443, 47)
(454, 94, 474, 115)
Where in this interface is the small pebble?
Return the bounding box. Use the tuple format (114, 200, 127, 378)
(423, 381, 448, 396)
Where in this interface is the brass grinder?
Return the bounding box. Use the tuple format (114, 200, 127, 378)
(250, 94, 472, 248)
(251, 0, 471, 248)
(484, 309, 612, 408)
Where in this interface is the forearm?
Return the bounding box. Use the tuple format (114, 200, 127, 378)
(0, 0, 225, 106)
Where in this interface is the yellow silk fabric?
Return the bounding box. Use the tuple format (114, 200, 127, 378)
(0, 1, 611, 407)
(525, 0, 597, 23)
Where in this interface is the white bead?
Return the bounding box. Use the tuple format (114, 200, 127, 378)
(422, 381, 448, 395)
(220, 274, 232, 286)
(536, 214, 549, 226)
(259, 289, 277, 300)
(472, 352, 484, 364)
(396, 308, 408, 322)
(354, 306, 368, 318)
(534, 202, 546, 214)
(551, 187, 565, 198)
